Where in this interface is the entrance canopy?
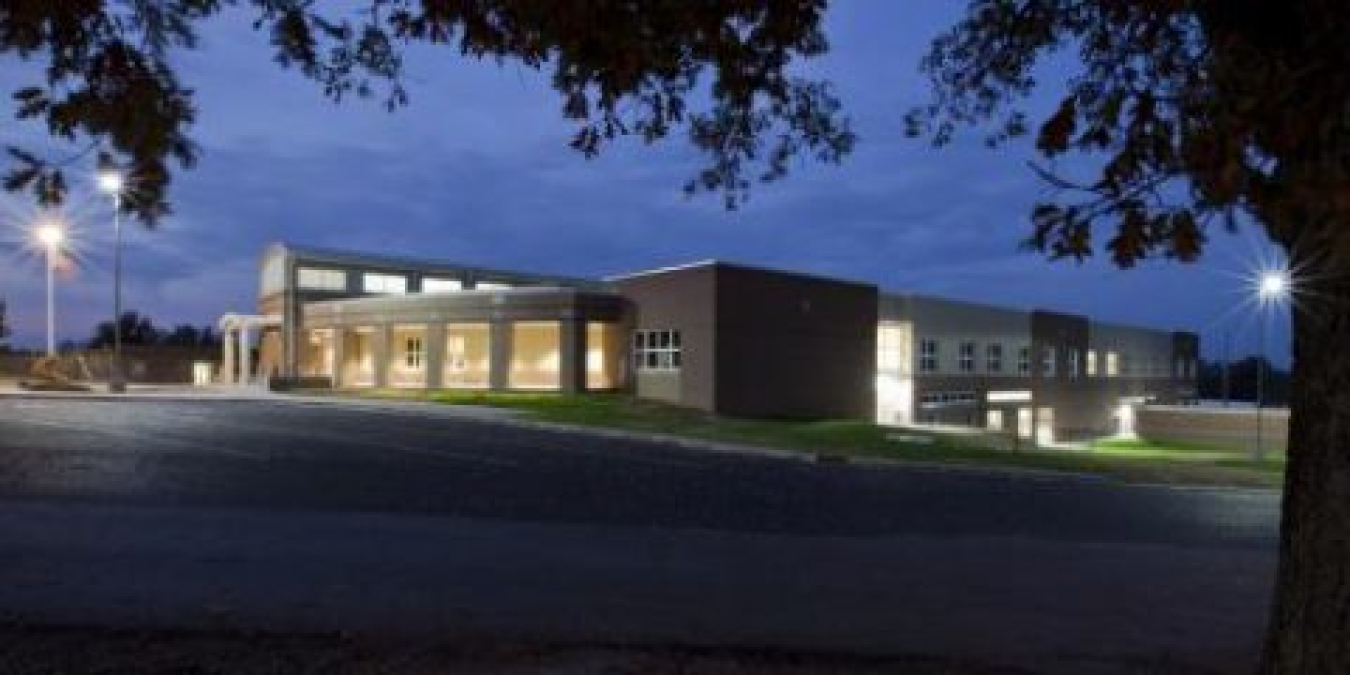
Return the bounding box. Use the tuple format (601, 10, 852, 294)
(217, 313, 281, 385)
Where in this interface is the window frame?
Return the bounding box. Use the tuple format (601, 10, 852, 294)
(633, 329, 683, 372)
(403, 335, 424, 369)
(919, 339, 939, 373)
(986, 343, 1003, 373)
(959, 341, 976, 373)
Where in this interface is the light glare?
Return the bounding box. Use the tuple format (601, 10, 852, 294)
(1259, 271, 1289, 300)
(35, 223, 64, 248)
(97, 170, 124, 195)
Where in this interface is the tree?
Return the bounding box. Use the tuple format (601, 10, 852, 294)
(2, 1, 853, 220)
(160, 324, 221, 347)
(88, 311, 161, 349)
(1198, 357, 1291, 406)
(4, 1, 1347, 672)
(87, 313, 221, 349)
(906, 3, 1349, 670)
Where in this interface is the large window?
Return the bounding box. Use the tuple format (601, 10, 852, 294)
(445, 323, 491, 388)
(919, 339, 939, 373)
(877, 323, 912, 375)
(298, 267, 346, 291)
(634, 329, 682, 372)
(1086, 350, 1098, 377)
(422, 277, 463, 293)
(363, 272, 407, 294)
(302, 329, 335, 377)
(510, 321, 561, 389)
(986, 344, 1003, 373)
(959, 341, 976, 373)
(475, 281, 514, 291)
(586, 322, 625, 390)
(1106, 351, 1120, 377)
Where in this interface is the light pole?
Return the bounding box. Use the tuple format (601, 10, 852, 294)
(1254, 270, 1290, 462)
(35, 222, 65, 357)
(98, 169, 126, 393)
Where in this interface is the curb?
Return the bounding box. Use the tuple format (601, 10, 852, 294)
(0, 391, 279, 403)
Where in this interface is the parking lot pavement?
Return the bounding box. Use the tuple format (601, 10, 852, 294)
(0, 397, 1280, 673)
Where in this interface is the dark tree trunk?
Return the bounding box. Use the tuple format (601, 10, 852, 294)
(1258, 227, 1350, 672)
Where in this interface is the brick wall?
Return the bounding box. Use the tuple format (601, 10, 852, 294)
(1137, 405, 1289, 454)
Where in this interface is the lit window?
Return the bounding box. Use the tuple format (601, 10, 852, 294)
(1042, 346, 1057, 377)
(919, 339, 939, 373)
(404, 336, 423, 369)
(1018, 346, 1031, 375)
(1068, 348, 1080, 379)
(633, 329, 682, 372)
(876, 324, 910, 374)
(362, 272, 407, 294)
(959, 342, 976, 373)
(986, 344, 1003, 373)
(1106, 351, 1120, 377)
(475, 281, 513, 291)
(1086, 350, 1098, 377)
(298, 267, 346, 291)
(422, 277, 463, 293)
(444, 323, 491, 388)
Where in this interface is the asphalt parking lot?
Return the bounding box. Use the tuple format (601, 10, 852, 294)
(0, 397, 1281, 673)
(0, 397, 1278, 544)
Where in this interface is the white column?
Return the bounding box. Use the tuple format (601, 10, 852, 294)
(222, 327, 236, 385)
(239, 325, 253, 385)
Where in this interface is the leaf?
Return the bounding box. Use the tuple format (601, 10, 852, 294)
(1037, 96, 1077, 155)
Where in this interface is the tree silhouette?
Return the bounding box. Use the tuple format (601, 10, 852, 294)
(88, 312, 160, 349)
(907, 4, 1348, 670)
(87, 312, 219, 349)
(2, 2, 853, 221)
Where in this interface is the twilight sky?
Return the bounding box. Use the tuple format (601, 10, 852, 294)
(0, 2, 1290, 363)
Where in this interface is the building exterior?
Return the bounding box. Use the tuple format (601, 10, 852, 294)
(223, 242, 1199, 441)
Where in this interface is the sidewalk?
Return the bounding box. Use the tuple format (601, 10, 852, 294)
(0, 381, 278, 402)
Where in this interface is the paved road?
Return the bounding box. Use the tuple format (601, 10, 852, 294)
(0, 397, 1281, 673)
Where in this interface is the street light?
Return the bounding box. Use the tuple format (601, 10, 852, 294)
(1253, 269, 1291, 462)
(35, 221, 65, 356)
(98, 168, 127, 393)
(1259, 271, 1288, 300)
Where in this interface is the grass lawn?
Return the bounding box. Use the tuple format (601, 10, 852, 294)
(319, 389, 1284, 489)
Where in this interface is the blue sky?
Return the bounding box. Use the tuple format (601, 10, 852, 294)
(0, 2, 1290, 363)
